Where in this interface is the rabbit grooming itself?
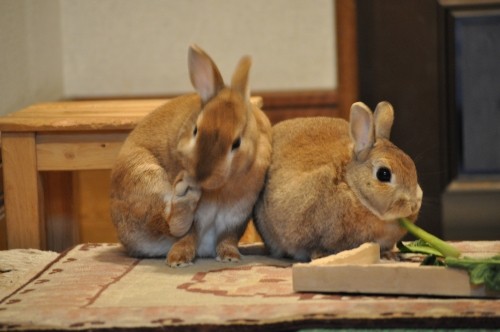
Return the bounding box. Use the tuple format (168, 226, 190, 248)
(254, 101, 422, 261)
(110, 45, 272, 267)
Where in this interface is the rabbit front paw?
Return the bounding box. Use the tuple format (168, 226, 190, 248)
(174, 172, 199, 197)
(216, 242, 241, 263)
(165, 172, 201, 237)
(166, 236, 196, 268)
(174, 171, 201, 202)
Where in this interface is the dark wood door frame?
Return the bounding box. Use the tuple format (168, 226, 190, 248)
(337, 0, 500, 237)
(336, 0, 359, 120)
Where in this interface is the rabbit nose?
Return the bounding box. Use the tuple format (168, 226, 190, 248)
(413, 185, 423, 211)
(411, 201, 420, 215)
(416, 185, 423, 200)
(410, 198, 422, 215)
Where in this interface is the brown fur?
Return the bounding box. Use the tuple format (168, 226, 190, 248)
(110, 45, 272, 267)
(253, 102, 422, 261)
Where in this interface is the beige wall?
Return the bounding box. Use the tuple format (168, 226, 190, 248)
(0, 0, 63, 116)
(61, 0, 336, 98)
(0, 0, 336, 115)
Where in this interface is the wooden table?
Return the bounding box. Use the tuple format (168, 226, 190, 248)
(0, 98, 262, 250)
(0, 100, 164, 249)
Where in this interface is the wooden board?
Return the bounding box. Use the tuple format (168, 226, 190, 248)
(36, 132, 128, 171)
(0, 97, 263, 132)
(1, 133, 44, 249)
(293, 242, 500, 298)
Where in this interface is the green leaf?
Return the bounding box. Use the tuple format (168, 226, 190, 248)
(469, 264, 490, 285)
(397, 240, 443, 257)
(397, 218, 499, 292)
(445, 255, 500, 291)
(398, 218, 461, 258)
(485, 268, 500, 291)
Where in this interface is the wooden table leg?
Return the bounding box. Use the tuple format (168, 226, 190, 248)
(1, 132, 45, 249)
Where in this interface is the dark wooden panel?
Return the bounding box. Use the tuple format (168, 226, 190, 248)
(336, 0, 359, 120)
(257, 90, 339, 124)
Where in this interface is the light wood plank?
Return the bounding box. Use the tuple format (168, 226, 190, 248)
(1, 133, 44, 249)
(308, 243, 380, 266)
(0, 97, 263, 132)
(293, 260, 480, 297)
(36, 132, 128, 171)
(0, 99, 166, 132)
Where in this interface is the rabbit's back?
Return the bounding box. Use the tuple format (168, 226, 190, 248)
(254, 117, 356, 260)
(271, 117, 352, 176)
(121, 94, 200, 173)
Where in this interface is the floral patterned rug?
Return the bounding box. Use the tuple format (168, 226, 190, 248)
(0, 243, 498, 331)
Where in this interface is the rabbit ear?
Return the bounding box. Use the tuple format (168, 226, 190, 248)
(374, 101, 394, 139)
(188, 44, 225, 104)
(350, 102, 375, 158)
(231, 55, 252, 102)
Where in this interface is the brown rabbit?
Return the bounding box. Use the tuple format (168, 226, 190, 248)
(253, 101, 422, 261)
(110, 45, 272, 267)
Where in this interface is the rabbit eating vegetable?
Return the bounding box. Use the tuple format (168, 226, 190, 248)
(110, 45, 272, 267)
(253, 101, 422, 261)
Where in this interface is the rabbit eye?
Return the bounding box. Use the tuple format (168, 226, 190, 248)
(376, 167, 392, 183)
(193, 126, 198, 136)
(231, 137, 241, 151)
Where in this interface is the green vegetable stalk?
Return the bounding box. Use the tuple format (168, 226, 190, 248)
(398, 218, 461, 258)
